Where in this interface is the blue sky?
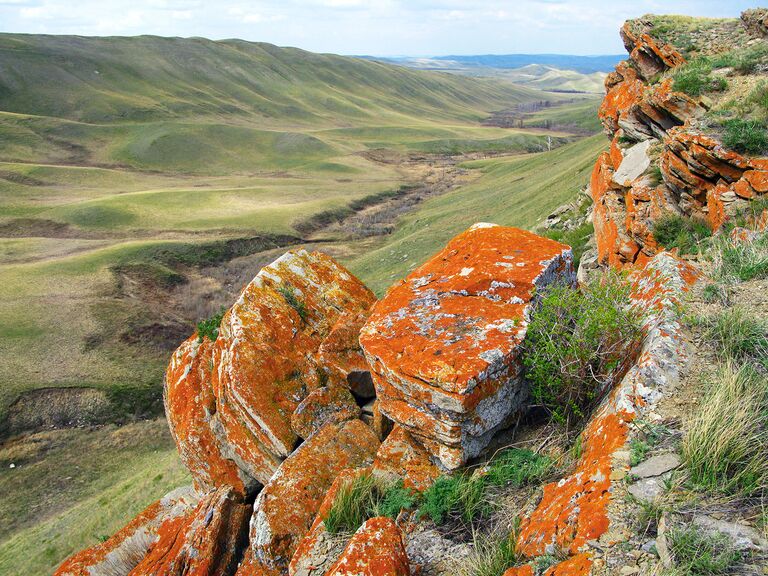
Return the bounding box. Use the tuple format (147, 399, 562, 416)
(0, 0, 757, 55)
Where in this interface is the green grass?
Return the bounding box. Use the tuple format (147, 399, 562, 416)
(420, 449, 553, 526)
(666, 526, 742, 575)
(324, 474, 417, 535)
(0, 419, 189, 575)
(720, 118, 768, 155)
(349, 135, 607, 294)
(710, 233, 768, 283)
(196, 308, 226, 342)
(652, 214, 712, 255)
(682, 363, 768, 496)
(701, 307, 768, 367)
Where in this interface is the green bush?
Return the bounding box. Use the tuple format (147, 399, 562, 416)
(721, 118, 768, 155)
(196, 307, 226, 342)
(375, 481, 418, 519)
(522, 277, 644, 424)
(667, 526, 742, 575)
(652, 214, 712, 255)
(682, 363, 768, 496)
(543, 221, 594, 268)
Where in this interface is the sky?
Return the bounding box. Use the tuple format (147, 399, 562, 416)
(0, 0, 757, 56)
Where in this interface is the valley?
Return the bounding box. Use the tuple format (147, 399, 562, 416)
(0, 33, 603, 575)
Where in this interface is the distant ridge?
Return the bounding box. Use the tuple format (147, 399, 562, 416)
(364, 54, 624, 74)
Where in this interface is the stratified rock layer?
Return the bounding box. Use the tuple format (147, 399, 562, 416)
(592, 17, 768, 267)
(54, 486, 200, 576)
(360, 224, 574, 469)
(165, 249, 375, 492)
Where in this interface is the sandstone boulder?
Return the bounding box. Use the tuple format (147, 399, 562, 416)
(166, 249, 375, 492)
(55, 486, 200, 576)
(244, 419, 380, 571)
(326, 517, 410, 576)
(290, 386, 361, 440)
(360, 224, 574, 469)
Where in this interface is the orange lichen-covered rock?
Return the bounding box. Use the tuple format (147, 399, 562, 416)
(542, 553, 592, 576)
(318, 308, 376, 398)
(326, 517, 410, 576)
(372, 425, 441, 492)
(290, 385, 361, 440)
(165, 336, 254, 495)
(245, 419, 380, 571)
(517, 410, 633, 557)
(129, 486, 251, 576)
(502, 566, 534, 576)
(289, 468, 371, 576)
(211, 249, 375, 486)
(360, 224, 574, 470)
(55, 486, 200, 576)
(620, 22, 685, 79)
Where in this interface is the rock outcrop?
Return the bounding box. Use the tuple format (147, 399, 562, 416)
(360, 223, 574, 470)
(164, 249, 375, 494)
(592, 17, 768, 267)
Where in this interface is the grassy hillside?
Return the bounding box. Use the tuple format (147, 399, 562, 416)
(350, 134, 606, 293)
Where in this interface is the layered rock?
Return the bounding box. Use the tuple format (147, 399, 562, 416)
(326, 517, 410, 576)
(592, 17, 768, 267)
(371, 425, 441, 492)
(244, 419, 380, 571)
(290, 386, 361, 440)
(164, 249, 375, 493)
(360, 224, 574, 469)
(318, 309, 376, 399)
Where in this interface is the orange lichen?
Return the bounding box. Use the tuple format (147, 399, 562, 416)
(543, 553, 593, 576)
(502, 565, 534, 576)
(326, 517, 410, 576)
(360, 224, 573, 469)
(517, 411, 632, 557)
(372, 425, 441, 492)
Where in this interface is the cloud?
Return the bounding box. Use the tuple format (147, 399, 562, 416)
(0, 0, 758, 55)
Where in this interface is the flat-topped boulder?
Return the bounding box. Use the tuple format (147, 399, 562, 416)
(360, 224, 574, 469)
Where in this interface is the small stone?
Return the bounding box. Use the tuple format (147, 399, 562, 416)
(610, 469, 627, 481)
(620, 566, 639, 575)
(627, 477, 665, 502)
(9, 463, 15, 469)
(629, 453, 680, 479)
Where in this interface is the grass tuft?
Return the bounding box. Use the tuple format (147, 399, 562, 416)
(682, 363, 768, 496)
(721, 119, 768, 155)
(277, 285, 308, 322)
(710, 233, 768, 283)
(701, 307, 768, 367)
(667, 526, 742, 575)
(652, 214, 712, 255)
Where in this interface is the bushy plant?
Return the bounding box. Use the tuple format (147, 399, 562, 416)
(721, 118, 768, 155)
(671, 58, 725, 96)
(543, 221, 594, 268)
(652, 214, 712, 255)
(667, 526, 742, 575)
(682, 363, 768, 496)
(522, 276, 644, 424)
(196, 307, 226, 342)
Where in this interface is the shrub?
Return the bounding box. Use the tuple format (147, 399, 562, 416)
(421, 475, 476, 524)
(667, 526, 742, 575)
(702, 307, 768, 366)
(523, 276, 644, 424)
(196, 307, 226, 342)
(721, 118, 768, 155)
(277, 285, 308, 322)
(682, 363, 768, 496)
(652, 214, 712, 255)
(325, 474, 417, 535)
(484, 448, 553, 488)
(710, 233, 768, 283)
